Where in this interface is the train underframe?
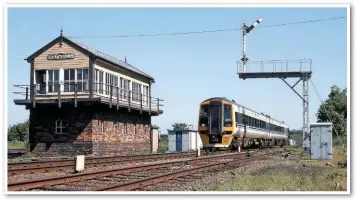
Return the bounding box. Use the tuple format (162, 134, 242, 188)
(229, 136, 286, 151)
(203, 134, 287, 152)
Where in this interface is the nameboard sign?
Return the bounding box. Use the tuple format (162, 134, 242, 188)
(47, 53, 75, 60)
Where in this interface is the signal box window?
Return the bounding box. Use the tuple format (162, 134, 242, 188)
(55, 119, 67, 134)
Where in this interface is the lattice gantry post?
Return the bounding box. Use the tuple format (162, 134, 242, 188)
(237, 59, 312, 157)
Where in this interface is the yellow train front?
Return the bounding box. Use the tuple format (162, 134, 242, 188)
(198, 97, 288, 151)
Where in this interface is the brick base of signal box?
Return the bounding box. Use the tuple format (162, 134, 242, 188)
(28, 104, 152, 156)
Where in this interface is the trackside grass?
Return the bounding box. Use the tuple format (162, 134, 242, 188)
(210, 147, 347, 191)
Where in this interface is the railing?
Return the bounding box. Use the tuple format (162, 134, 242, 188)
(13, 82, 164, 114)
(237, 59, 312, 74)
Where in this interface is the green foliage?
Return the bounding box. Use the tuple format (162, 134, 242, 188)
(333, 135, 347, 147)
(8, 141, 27, 149)
(8, 119, 29, 142)
(246, 150, 253, 158)
(151, 124, 160, 129)
(159, 134, 168, 143)
(171, 122, 189, 131)
(316, 85, 347, 137)
(288, 129, 303, 146)
(158, 140, 168, 153)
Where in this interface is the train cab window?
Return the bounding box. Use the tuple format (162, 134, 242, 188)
(199, 105, 209, 127)
(223, 104, 232, 127)
(235, 112, 238, 126)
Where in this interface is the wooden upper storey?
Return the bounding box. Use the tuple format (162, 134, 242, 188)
(14, 34, 163, 115)
(27, 35, 155, 84)
(34, 40, 89, 69)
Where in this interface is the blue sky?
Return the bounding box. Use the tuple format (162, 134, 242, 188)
(7, 7, 347, 133)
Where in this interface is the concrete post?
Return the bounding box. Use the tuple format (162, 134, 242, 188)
(74, 155, 85, 173)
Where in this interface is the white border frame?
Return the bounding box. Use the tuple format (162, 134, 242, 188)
(2, 1, 352, 197)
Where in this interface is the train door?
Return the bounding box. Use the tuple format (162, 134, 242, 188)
(209, 103, 222, 134)
(176, 131, 182, 152)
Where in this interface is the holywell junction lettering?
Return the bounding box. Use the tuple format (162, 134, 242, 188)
(47, 53, 75, 60)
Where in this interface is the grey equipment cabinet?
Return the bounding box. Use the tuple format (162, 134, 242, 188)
(310, 123, 333, 160)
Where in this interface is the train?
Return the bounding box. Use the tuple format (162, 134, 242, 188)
(198, 97, 288, 151)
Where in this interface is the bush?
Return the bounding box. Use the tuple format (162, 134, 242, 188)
(8, 119, 30, 148)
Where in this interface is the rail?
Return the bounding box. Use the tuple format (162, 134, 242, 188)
(13, 82, 164, 113)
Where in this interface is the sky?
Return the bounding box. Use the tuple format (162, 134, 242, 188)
(7, 7, 347, 133)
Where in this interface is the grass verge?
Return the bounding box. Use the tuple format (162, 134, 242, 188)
(7, 141, 27, 149)
(212, 167, 346, 191)
(211, 147, 347, 191)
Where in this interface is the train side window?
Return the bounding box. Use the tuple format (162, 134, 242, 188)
(261, 121, 265, 129)
(240, 114, 244, 125)
(256, 120, 260, 128)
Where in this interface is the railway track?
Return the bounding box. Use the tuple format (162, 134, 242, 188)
(8, 152, 246, 191)
(8, 148, 28, 154)
(8, 150, 229, 176)
(99, 153, 270, 191)
(8, 152, 195, 176)
(8, 148, 28, 159)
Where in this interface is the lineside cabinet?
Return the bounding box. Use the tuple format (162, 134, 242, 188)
(310, 123, 333, 160)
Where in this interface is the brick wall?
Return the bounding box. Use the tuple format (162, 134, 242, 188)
(91, 108, 151, 155)
(29, 104, 152, 156)
(29, 104, 93, 155)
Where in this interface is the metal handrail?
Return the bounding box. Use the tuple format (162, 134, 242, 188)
(13, 82, 164, 112)
(237, 59, 312, 74)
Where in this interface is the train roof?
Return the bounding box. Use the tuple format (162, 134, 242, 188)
(201, 97, 288, 127)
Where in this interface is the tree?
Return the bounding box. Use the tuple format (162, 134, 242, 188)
(316, 85, 347, 136)
(171, 123, 189, 131)
(151, 124, 160, 129)
(8, 119, 30, 142)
